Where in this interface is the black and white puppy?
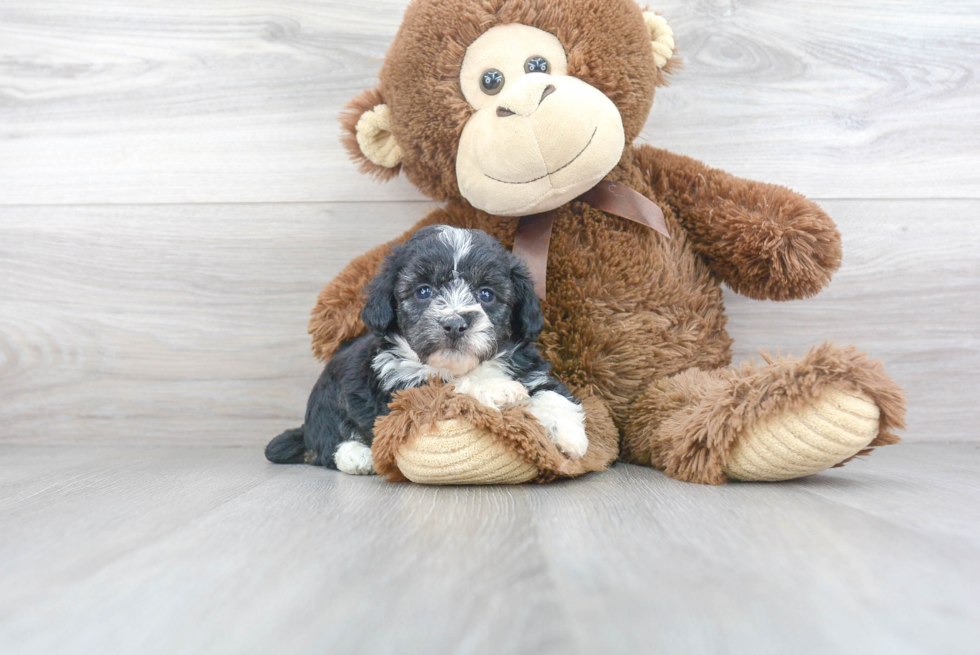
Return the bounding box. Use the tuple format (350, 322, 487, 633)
(265, 225, 588, 475)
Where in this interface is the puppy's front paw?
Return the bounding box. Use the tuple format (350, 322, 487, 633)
(526, 391, 589, 459)
(334, 441, 376, 475)
(455, 378, 530, 410)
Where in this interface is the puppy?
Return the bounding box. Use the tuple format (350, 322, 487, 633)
(265, 225, 588, 475)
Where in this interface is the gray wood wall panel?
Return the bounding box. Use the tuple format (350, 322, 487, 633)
(0, 0, 977, 445)
(1, 200, 976, 444)
(0, 202, 427, 444)
(1, 0, 978, 204)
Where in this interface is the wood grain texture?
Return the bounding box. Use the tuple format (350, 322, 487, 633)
(0, 443, 977, 654)
(0, 0, 978, 205)
(1, 200, 976, 445)
(0, 202, 428, 444)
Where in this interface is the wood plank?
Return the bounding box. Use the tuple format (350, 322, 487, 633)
(1, 199, 976, 445)
(0, 446, 573, 654)
(0, 202, 426, 445)
(646, 0, 980, 200)
(525, 446, 980, 655)
(1, 1, 978, 205)
(793, 442, 980, 545)
(0, 443, 977, 653)
(0, 446, 282, 619)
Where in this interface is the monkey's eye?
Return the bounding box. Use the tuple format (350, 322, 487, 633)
(480, 69, 504, 95)
(415, 285, 433, 300)
(525, 56, 549, 74)
(477, 288, 495, 303)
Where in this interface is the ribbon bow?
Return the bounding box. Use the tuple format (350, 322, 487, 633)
(511, 180, 670, 298)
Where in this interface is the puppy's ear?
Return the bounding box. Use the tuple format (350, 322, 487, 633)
(510, 256, 544, 342)
(361, 248, 402, 336)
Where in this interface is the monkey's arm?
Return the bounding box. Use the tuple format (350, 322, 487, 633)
(634, 145, 842, 301)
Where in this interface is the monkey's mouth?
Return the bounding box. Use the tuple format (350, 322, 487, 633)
(483, 126, 597, 186)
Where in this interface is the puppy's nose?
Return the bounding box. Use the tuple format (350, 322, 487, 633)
(440, 315, 468, 340)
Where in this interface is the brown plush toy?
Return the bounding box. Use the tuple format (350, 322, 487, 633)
(311, 0, 906, 484)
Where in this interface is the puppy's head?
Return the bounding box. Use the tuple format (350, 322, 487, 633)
(362, 225, 543, 376)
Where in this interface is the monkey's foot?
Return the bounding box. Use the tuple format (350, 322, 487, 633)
(722, 386, 880, 482)
(623, 343, 906, 484)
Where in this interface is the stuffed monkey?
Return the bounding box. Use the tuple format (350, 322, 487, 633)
(310, 0, 906, 484)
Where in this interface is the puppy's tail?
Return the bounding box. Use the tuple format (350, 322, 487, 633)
(265, 426, 309, 464)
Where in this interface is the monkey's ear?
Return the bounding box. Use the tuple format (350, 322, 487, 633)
(340, 88, 403, 181)
(642, 12, 676, 70)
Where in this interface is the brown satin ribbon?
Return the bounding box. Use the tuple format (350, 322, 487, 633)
(513, 180, 669, 298)
(511, 211, 556, 299)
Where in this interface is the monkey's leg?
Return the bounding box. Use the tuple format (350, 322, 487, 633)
(372, 383, 619, 485)
(622, 343, 906, 484)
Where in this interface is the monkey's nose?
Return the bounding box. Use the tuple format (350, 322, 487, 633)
(496, 82, 556, 118)
(440, 315, 468, 341)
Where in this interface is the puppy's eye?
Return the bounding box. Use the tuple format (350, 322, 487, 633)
(415, 286, 432, 300)
(477, 288, 495, 303)
(480, 69, 504, 95)
(525, 56, 549, 74)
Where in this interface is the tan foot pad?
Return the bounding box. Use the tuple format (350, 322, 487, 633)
(394, 420, 540, 485)
(722, 386, 880, 482)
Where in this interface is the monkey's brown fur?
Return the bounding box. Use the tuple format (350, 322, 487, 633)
(313, 0, 906, 484)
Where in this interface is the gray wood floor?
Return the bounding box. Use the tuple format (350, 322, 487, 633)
(1, 442, 978, 655)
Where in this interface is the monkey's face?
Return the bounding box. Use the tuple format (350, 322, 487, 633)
(341, 0, 676, 211)
(455, 24, 626, 216)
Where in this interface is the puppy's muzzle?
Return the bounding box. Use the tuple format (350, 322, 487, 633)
(439, 314, 470, 344)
